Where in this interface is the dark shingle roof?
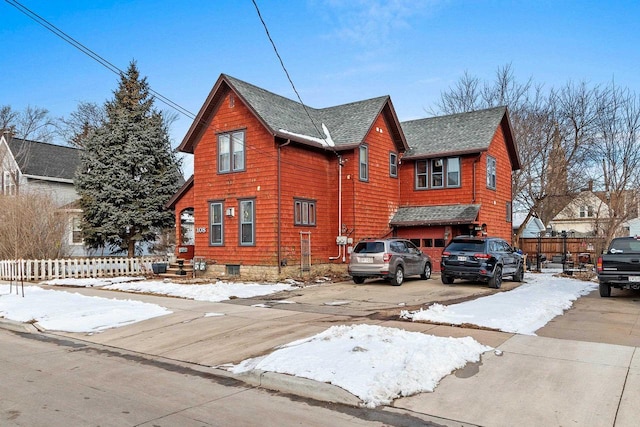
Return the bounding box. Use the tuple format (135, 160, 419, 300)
(224, 74, 390, 148)
(179, 74, 407, 153)
(7, 138, 80, 180)
(390, 204, 481, 227)
(401, 106, 507, 158)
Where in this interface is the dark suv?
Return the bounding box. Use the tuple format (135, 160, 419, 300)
(348, 238, 432, 286)
(440, 236, 524, 288)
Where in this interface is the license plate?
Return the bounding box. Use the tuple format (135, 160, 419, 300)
(359, 257, 373, 264)
(629, 276, 640, 282)
(457, 256, 467, 262)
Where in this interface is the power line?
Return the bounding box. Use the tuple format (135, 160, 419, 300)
(5, 0, 196, 120)
(5, 0, 337, 174)
(251, 0, 339, 154)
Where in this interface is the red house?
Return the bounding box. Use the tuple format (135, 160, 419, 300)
(167, 75, 520, 279)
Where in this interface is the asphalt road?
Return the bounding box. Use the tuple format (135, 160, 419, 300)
(0, 329, 450, 427)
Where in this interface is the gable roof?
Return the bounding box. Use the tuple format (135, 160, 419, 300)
(179, 74, 408, 153)
(401, 106, 521, 170)
(5, 137, 80, 181)
(390, 204, 481, 227)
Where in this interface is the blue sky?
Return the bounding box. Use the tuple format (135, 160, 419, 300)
(3, 0, 639, 167)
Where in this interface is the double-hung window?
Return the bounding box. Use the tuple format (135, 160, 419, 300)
(359, 145, 369, 181)
(3, 171, 16, 195)
(446, 158, 460, 187)
(239, 199, 255, 245)
(389, 152, 398, 178)
(487, 156, 496, 190)
(416, 160, 428, 189)
(218, 130, 245, 173)
(294, 199, 316, 226)
(209, 202, 223, 245)
(415, 157, 460, 189)
(431, 159, 444, 188)
(71, 216, 83, 244)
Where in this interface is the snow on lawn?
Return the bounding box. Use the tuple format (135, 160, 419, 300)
(102, 280, 298, 302)
(229, 323, 492, 407)
(401, 272, 597, 335)
(0, 285, 171, 333)
(41, 276, 144, 287)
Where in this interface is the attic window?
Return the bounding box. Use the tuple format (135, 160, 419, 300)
(218, 130, 245, 173)
(229, 94, 235, 108)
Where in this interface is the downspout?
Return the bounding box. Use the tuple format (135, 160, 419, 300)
(277, 139, 291, 273)
(329, 155, 344, 261)
(472, 154, 482, 203)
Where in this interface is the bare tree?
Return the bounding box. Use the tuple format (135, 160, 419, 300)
(589, 82, 640, 244)
(0, 105, 58, 142)
(0, 192, 70, 259)
(57, 101, 106, 149)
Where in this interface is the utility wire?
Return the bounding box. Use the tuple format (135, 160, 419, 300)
(6, 0, 337, 173)
(251, 0, 339, 154)
(5, 0, 196, 120)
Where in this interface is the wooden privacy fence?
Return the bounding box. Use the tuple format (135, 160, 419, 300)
(0, 256, 168, 282)
(519, 237, 606, 264)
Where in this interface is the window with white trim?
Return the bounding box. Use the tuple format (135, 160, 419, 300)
(3, 171, 16, 195)
(218, 130, 245, 173)
(239, 199, 255, 245)
(294, 199, 316, 226)
(359, 145, 369, 181)
(580, 205, 594, 218)
(487, 156, 497, 190)
(209, 202, 223, 245)
(71, 216, 83, 244)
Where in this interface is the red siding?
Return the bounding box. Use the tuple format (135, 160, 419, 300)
(173, 84, 516, 271)
(345, 114, 402, 243)
(192, 91, 279, 265)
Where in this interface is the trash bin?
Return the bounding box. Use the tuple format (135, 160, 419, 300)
(152, 263, 167, 274)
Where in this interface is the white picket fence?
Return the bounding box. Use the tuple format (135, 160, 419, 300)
(0, 256, 168, 282)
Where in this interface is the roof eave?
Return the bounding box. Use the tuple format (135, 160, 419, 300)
(402, 147, 486, 161)
(165, 175, 194, 210)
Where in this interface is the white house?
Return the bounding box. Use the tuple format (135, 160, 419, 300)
(0, 132, 87, 256)
(549, 191, 612, 236)
(513, 212, 546, 237)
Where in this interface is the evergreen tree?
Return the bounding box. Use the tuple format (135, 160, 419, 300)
(75, 61, 182, 257)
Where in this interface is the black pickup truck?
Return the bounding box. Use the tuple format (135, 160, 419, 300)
(597, 236, 640, 297)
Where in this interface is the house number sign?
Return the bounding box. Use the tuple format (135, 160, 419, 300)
(196, 227, 207, 233)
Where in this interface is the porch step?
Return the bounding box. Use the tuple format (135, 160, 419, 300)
(156, 261, 194, 278)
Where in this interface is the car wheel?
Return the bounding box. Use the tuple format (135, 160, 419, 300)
(390, 266, 404, 286)
(353, 277, 365, 284)
(599, 282, 611, 297)
(489, 266, 502, 289)
(441, 274, 454, 285)
(513, 264, 524, 282)
(421, 263, 432, 280)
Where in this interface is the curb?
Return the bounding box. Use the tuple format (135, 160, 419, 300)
(0, 318, 40, 334)
(234, 369, 362, 406)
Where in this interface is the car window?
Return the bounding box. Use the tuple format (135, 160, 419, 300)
(406, 241, 419, 252)
(354, 241, 385, 254)
(390, 241, 407, 253)
(446, 240, 484, 252)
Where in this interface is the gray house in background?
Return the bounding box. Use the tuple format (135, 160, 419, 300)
(0, 132, 88, 256)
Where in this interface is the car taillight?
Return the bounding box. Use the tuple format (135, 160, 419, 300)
(383, 253, 392, 263)
(597, 256, 603, 273)
(474, 253, 491, 259)
(442, 251, 450, 258)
